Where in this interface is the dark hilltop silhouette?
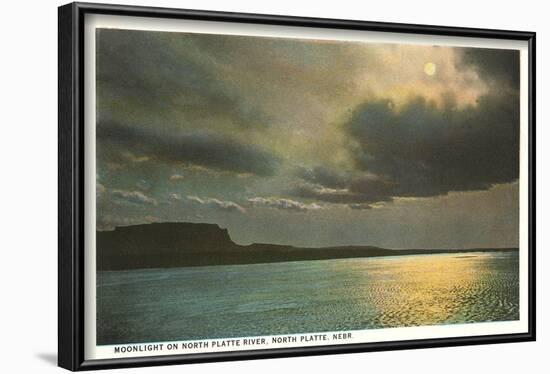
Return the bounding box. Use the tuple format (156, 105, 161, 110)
(97, 222, 518, 271)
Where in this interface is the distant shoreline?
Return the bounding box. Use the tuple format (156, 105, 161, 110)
(98, 246, 518, 271)
(97, 222, 518, 271)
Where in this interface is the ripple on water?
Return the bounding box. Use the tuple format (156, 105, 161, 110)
(97, 251, 519, 344)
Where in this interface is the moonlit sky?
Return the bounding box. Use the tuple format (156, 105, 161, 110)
(96, 29, 520, 249)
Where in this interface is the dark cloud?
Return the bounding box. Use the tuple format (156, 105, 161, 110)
(295, 166, 349, 189)
(97, 29, 267, 129)
(346, 92, 519, 199)
(97, 122, 280, 176)
(289, 182, 393, 205)
(292, 165, 397, 205)
(293, 87, 519, 206)
(459, 48, 520, 88)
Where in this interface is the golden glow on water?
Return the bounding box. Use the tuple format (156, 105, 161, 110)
(367, 255, 482, 326)
(328, 252, 519, 328)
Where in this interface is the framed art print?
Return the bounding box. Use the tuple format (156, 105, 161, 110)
(58, 2, 536, 371)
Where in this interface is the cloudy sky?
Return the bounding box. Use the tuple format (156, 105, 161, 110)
(95, 28, 520, 249)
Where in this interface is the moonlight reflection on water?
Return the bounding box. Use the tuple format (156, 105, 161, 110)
(97, 251, 519, 345)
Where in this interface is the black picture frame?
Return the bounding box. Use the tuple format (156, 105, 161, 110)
(58, 2, 536, 371)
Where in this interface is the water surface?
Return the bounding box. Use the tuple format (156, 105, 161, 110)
(97, 251, 519, 345)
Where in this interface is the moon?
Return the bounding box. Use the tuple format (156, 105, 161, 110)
(424, 62, 437, 76)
